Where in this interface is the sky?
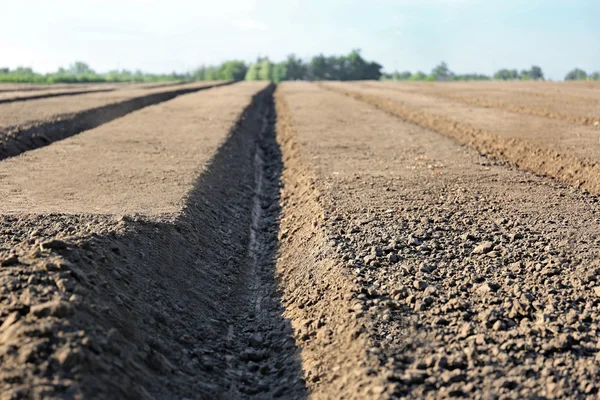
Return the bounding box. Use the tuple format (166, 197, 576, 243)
(1, 0, 598, 80)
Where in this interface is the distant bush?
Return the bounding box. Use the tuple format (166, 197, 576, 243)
(0, 62, 188, 84)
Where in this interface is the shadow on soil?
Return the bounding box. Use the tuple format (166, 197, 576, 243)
(59, 84, 307, 399)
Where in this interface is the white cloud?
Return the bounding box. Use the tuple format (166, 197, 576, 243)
(233, 19, 269, 31)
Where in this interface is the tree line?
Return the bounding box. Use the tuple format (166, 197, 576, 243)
(2, 56, 599, 84)
(194, 50, 383, 82)
(383, 64, 551, 81)
(564, 68, 600, 81)
(0, 62, 188, 84)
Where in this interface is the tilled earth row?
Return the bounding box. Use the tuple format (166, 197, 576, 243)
(0, 87, 116, 105)
(362, 81, 600, 127)
(0, 82, 309, 399)
(276, 82, 600, 399)
(322, 82, 600, 195)
(2, 80, 600, 399)
(0, 81, 228, 161)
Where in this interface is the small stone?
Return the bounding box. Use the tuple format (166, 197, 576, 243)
(1, 255, 19, 267)
(473, 241, 494, 255)
(55, 345, 82, 367)
(435, 317, 450, 326)
(541, 267, 560, 277)
(41, 262, 60, 271)
(593, 287, 600, 297)
(436, 356, 449, 370)
(408, 236, 421, 246)
(424, 286, 438, 296)
(0, 312, 19, 330)
(55, 278, 75, 292)
(40, 239, 68, 250)
(248, 333, 264, 348)
(69, 294, 82, 303)
(387, 253, 399, 263)
(30, 300, 74, 318)
(413, 280, 428, 291)
(240, 349, 266, 362)
(476, 282, 499, 296)
(497, 378, 518, 390)
(458, 323, 472, 339)
(492, 320, 505, 331)
(441, 370, 466, 384)
(422, 296, 435, 306)
(509, 232, 523, 241)
(405, 370, 428, 383)
(364, 254, 377, 264)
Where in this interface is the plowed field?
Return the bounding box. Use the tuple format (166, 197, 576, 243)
(1, 81, 599, 399)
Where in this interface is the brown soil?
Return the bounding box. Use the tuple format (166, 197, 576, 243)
(364, 81, 600, 126)
(0, 82, 225, 128)
(322, 82, 600, 195)
(2, 80, 600, 399)
(0, 82, 310, 399)
(0, 87, 117, 105)
(0, 81, 230, 161)
(277, 82, 600, 398)
(0, 84, 100, 94)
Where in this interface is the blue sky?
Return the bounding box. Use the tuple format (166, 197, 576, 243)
(1, 0, 598, 79)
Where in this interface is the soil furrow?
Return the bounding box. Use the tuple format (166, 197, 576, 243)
(0, 84, 99, 94)
(321, 82, 600, 195)
(278, 82, 600, 399)
(273, 88, 390, 399)
(0, 88, 117, 105)
(0, 83, 311, 399)
(362, 82, 600, 127)
(0, 81, 231, 161)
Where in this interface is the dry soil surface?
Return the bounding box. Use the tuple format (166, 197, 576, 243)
(0, 82, 309, 399)
(0, 81, 229, 161)
(277, 82, 600, 399)
(323, 82, 600, 195)
(0, 82, 223, 128)
(2, 80, 600, 400)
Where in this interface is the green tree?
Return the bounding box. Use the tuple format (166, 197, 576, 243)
(68, 62, 94, 76)
(308, 54, 328, 80)
(410, 71, 427, 81)
(565, 68, 588, 80)
(431, 62, 451, 81)
(529, 65, 544, 80)
(194, 66, 207, 81)
(272, 62, 287, 83)
(281, 54, 306, 80)
(494, 69, 520, 80)
(220, 61, 248, 81)
(245, 63, 261, 81)
(257, 58, 274, 81)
